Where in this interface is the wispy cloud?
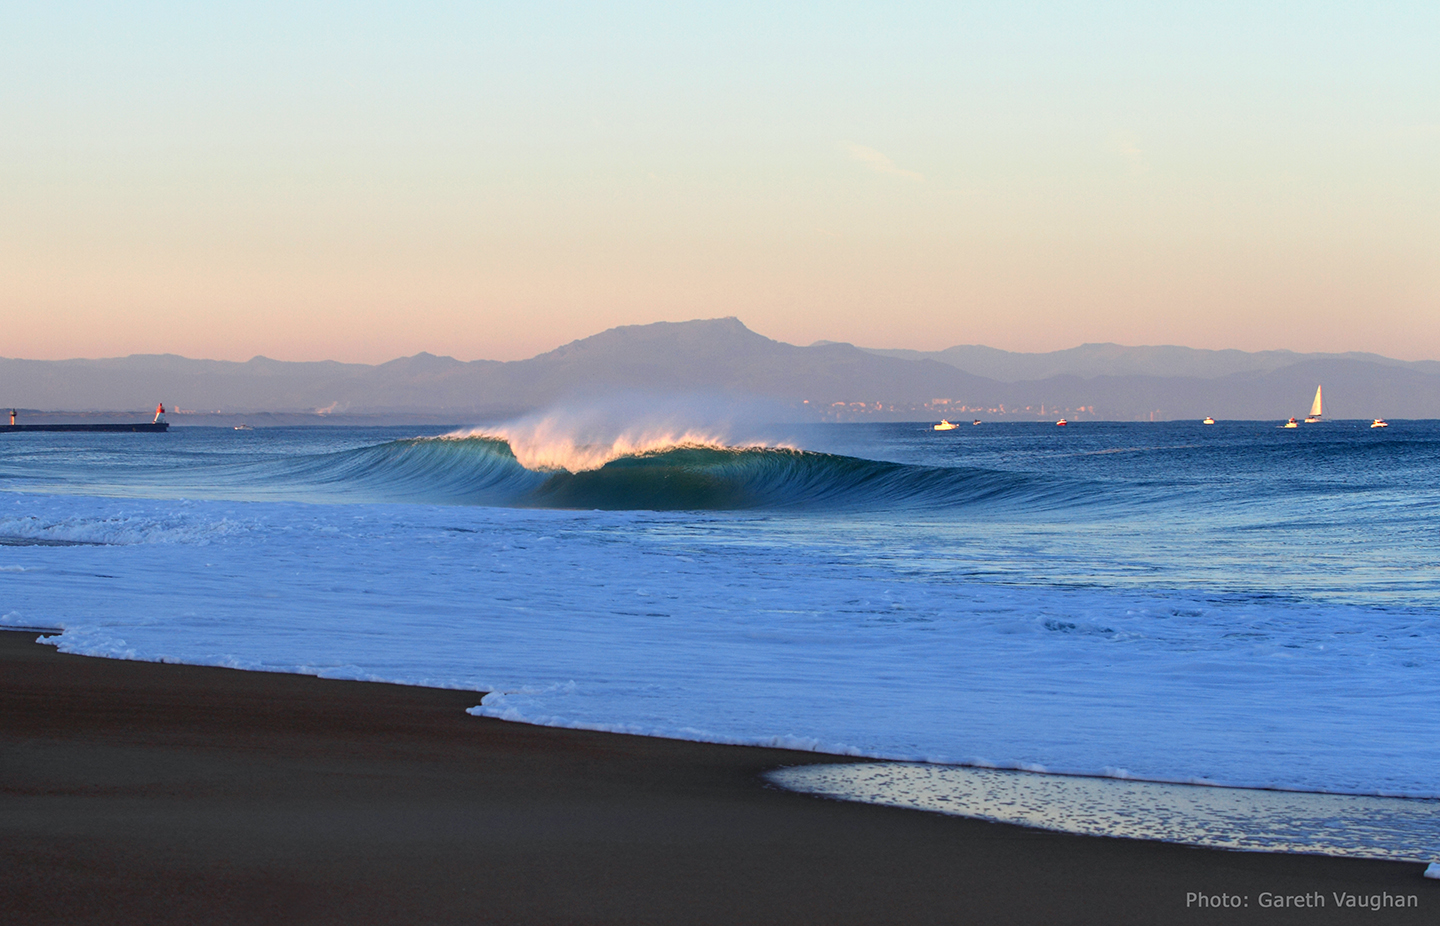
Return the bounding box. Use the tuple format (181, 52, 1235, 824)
(1112, 134, 1149, 174)
(844, 143, 924, 182)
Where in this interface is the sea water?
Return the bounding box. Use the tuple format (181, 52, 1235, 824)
(2, 418, 1438, 855)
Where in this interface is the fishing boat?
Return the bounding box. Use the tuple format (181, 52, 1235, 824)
(1303, 385, 1323, 423)
(1202, 417, 1215, 425)
(933, 419, 958, 431)
(1283, 417, 1299, 428)
(1371, 419, 1389, 429)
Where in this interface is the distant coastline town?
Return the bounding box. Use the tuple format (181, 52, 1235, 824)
(812, 399, 1100, 423)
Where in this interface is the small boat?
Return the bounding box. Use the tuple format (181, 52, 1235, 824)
(972, 420, 982, 426)
(933, 419, 959, 431)
(1371, 418, 1389, 429)
(233, 424, 254, 431)
(1056, 418, 1068, 427)
(1202, 416, 1215, 425)
(1304, 385, 1323, 423)
(1283, 417, 1299, 428)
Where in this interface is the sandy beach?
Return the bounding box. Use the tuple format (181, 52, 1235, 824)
(1, 629, 1432, 925)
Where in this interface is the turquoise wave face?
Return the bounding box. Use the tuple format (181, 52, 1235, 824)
(283, 435, 547, 504)
(280, 436, 1064, 511)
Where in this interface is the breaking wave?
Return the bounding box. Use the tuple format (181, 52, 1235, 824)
(281, 434, 1078, 511)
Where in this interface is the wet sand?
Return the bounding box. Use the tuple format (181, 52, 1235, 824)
(1, 629, 1432, 925)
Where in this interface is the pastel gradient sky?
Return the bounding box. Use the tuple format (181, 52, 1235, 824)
(3, 2, 1437, 362)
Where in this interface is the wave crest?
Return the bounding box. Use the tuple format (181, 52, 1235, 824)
(303, 435, 1059, 511)
(445, 424, 793, 473)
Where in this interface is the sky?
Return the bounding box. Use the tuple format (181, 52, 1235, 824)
(3, 2, 1437, 363)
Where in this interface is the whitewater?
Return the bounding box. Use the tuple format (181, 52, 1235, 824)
(3, 418, 1439, 815)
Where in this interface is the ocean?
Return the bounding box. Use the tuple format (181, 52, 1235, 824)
(3, 417, 1438, 854)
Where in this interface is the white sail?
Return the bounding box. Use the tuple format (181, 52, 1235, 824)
(1309, 385, 1323, 418)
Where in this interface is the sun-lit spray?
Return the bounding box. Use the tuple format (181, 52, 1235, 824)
(445, 394, 798, 472)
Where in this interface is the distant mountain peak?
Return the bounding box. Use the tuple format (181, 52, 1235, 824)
(377, 351, 463, 369)
(536, 317, 773, 361)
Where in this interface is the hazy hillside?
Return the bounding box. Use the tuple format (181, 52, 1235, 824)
(853, 342, 1440, 382)
(0, 319, 998, 419)
(2, 318, 1436, 422)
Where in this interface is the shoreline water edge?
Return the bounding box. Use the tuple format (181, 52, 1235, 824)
(1, 629, 1434, 925)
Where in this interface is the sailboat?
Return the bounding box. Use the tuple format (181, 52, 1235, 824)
(1303, 385, 1323, 423)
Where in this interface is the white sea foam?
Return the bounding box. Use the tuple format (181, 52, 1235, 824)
(0, 509, 248, 546)
(769, 763, 1440, 862)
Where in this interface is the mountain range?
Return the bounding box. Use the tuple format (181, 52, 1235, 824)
(2, 318, 1435, 423)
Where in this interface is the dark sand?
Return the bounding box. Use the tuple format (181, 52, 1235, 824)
(2, 629, 1433, 925)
